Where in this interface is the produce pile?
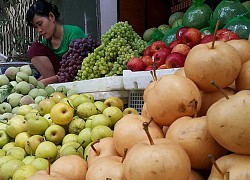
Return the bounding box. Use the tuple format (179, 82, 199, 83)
(75, 21, 147, 80)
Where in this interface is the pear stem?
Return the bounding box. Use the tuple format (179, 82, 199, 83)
(190, 99, 198, 118)
(121, 148, 128, 163)
(224, 172, 230, 180)
(211, 81, 229, 99)
(67, 100, 77, 111)
(208, 154, 224, 177)
(76, 140, 85, 151)
(212, 19, 220, 49)
(26, 141, 33, 156)
(47, 158, 52, 175)
(143, 122, 154, 145)
(90, 139, 100, 156)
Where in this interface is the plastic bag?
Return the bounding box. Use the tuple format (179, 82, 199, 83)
(182, 0, 213, 29)
(224, 15, 250, 39)
(162, 26, 183, 46)
(209, 0, 248, 29)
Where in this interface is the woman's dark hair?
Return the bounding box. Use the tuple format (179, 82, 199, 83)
(26, 0, 60, 27)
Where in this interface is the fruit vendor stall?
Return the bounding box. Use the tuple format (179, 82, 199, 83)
(0, 0, 250, 179)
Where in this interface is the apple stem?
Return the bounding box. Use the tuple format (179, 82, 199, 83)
(90, 139, 100, 156)
(143, 122, 154, 145)
(208, 154, 224, 177)
(212, 19, 220, 49)
(121, 148, 128, 163)
(211, 81, 229, 99)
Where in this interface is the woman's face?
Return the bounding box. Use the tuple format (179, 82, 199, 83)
(31, 13, 56, 39)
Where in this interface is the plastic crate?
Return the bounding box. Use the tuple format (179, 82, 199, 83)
(127, 90, 144, 114)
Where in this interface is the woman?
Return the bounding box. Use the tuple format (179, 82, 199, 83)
(26, 0, 87, 86)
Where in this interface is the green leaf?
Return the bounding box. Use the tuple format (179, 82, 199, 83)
(0, 83, 13, 103)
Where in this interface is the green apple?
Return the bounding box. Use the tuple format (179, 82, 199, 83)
(22, 155, 36, 165)
(45, 85, 55, 96)
(0, 149, 6, 157)
(38, 98, 56, 116)
(104, 96, 124, 111)
(1, 112, 14, 121)
(91, 125, 113, 142)
(6, 115, 27, 138)
(28, 75, 38, 87)
(68, 116, 85, 134)
(43, 113, 53, 126)
(28, 88, 40, 99)
(0, 122, 8, 130)
(77, 127, 92, 148)
(0, 74, 9, 86)
(12, 164, 37, 180)
(94, 100, 108, 113)
(2, 142, 15, 152)
(44, 124, 65, 145)
(16, 105, 33, 116)
(27, 115, 49, 135)
(91, 114, 112, 128)
(76, 102, 98, 119)
(56, 85, 68, 94)
(59, 142, 84, 158)
(0, 158, 25, 180)
(35, 141, 57, 160)
(24, 111, 39, 121)
(0, 102, 12, 114)
(103, 106, 123, 126)
(6, 146, 27, 160)
(15, 81, 31, 95)
(25, 135, 45, 156)
(50, 92, 67, 103)
(72, 93, 94, 108)
(62, 134, 78, 145)
(50, 102, 74, 125)
(15, 131, 31, 149)
(0, 129, 10, 148)
(16, 71, 29, 83)
(20, 64, 32, 76)
(30, 157, 48, 170)
(4, 66, 19, 80)
(20, 95, 35, 105)
(7, 93, 23, 108)
(123, 107, 139, 115)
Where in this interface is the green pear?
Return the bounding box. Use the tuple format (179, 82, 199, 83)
(66, 89, 78, 97)
(68, 116, 85, 134)
(16, 71, 29, 83)
(20, 65, 32, 76)
(22, 155, 35, 165)
(0, 158, 25, 180)
(77, 127, 92, 148)
(0, 129, 10, 148)
(25, 135, 45, 156)
(30, 157, 48, 170)
(94, 101, 108, 113)
(9, 81, 17, 90)
(28, 76, 38, 87)
(62, 134, 78, 145)
(34, 96, 46, 104)
(2, 142, 15, 152)
(0, 74, 9, 86)
(38, 88, 47, 97)
(28, 88, 40, 99)
(91, 114, 112, 128)
(59, 142, 84, 157)
(7, 93, 23, 108)
(76, 102, 98, 119)
(56, 85, 68, 94)
(72, 94, 94, 108)
(0, 149, 6, 157)
(15, 81, 31, 95)
(35, 141, 57, 160)
(5, 66, 19, 80)
(6, 146, 27, 160)
(6, 115, 27, 138)
(12, 106, 20, 114)
(90, 125, 113, 142)
(16, 105, 33, 116)
(36, 81, 45, 89)
(12, 164, 37, 180)
(83, 142, 91, 161)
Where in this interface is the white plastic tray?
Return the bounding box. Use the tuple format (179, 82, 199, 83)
(123, 68, 179, 90)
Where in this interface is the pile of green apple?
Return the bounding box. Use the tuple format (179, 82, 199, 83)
(0, 73, 139, 179)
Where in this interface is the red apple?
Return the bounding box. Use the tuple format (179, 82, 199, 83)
(216, 29, 239, 42)
(143, 45, 153, 56)
(176, 27, 189, 41)
(171, 43, 190, 56)
(167, 39, 181, 50)
(141, 55, 153, 67)
(152, 48, 171, 67)
(144, 65, 154, 71)
(150, 41, 168, 54)
(200, 34, 215, 44)
(165, 52, 186, 68)
(181, 28, 201, 48)
(127, 57, 146, 72)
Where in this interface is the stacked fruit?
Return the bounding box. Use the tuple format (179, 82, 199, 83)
(57, 36, 100, 83)
(76, 21, 147, 80)
(0, 72, 140, 179)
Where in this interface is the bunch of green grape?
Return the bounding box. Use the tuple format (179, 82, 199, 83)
(76, 21, 147, 80)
